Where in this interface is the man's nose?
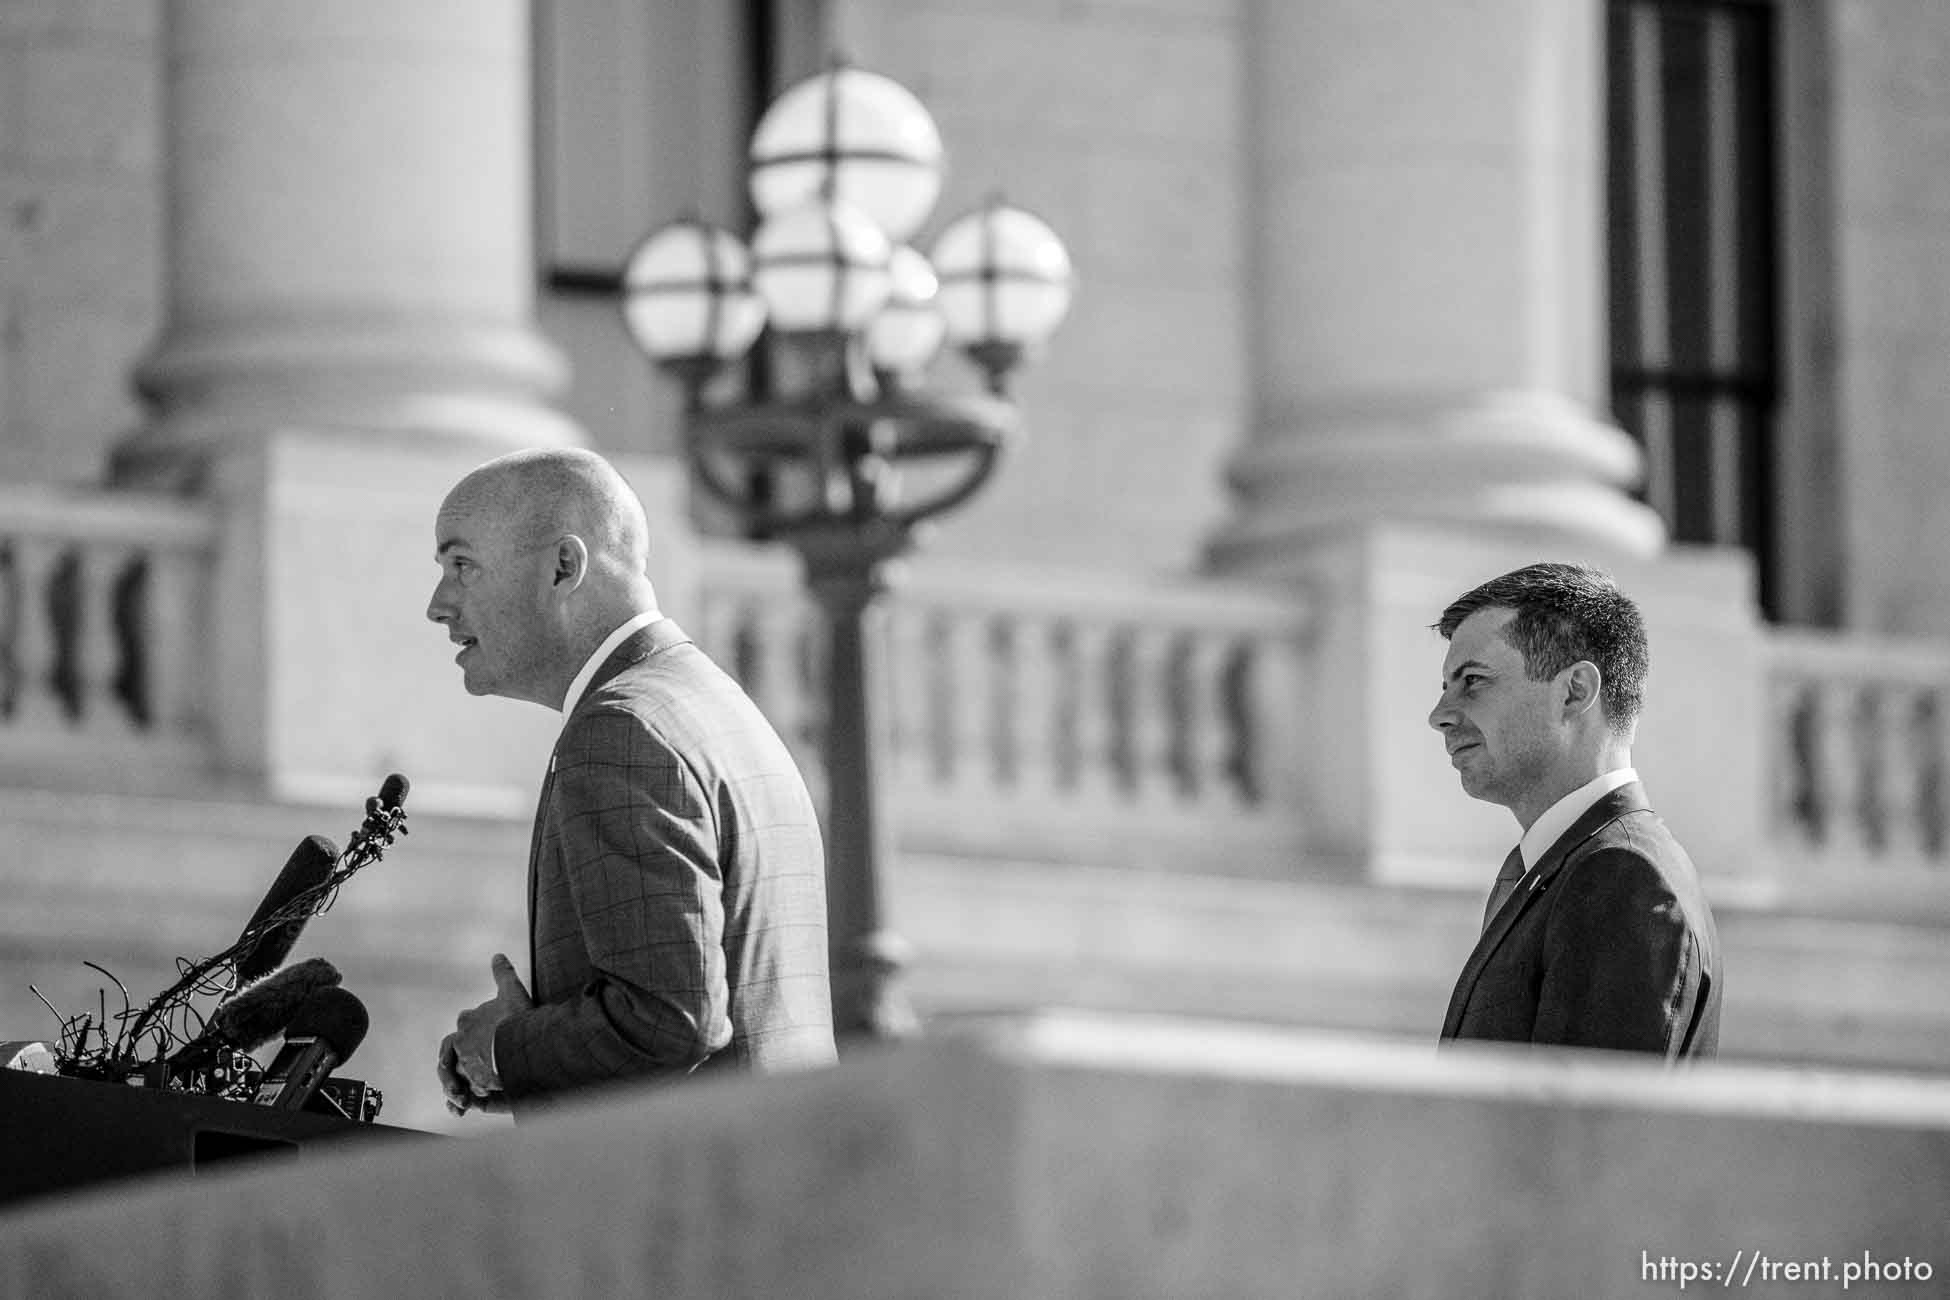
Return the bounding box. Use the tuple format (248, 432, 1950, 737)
(1428, 696, 1457, 732)
(427, 584, 453, 625)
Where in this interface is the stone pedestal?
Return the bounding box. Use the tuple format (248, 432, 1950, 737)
(110, 0, 581, 489)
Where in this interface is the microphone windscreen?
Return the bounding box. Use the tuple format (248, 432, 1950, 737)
(233, 835, 339, 984)
(206, 957, 343, 1053)
(378, 773, 410, 811)
(285, 986, 370, 1065)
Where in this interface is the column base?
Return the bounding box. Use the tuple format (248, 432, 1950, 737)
(1208, 391, 1668, 567)
(109, 320, 586, 491)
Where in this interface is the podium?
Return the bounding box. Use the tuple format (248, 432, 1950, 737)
(0, 1067, 429, 1209)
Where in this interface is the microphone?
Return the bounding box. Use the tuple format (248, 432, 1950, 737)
(231, 835, 340, 986)
(377, 772, 410, 811)
(166, 958, 343, 1073)
(251, 987, 369, 1111)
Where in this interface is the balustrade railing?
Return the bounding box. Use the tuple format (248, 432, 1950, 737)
(0, 487, 217, 774)
(13, 490, 1950, 893)
(696, 544, 1312, 875)
(1767, 628, 1950, 873)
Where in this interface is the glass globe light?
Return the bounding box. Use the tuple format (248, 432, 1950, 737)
(748, 65, 945, 244)
(750, 198, 895, 334)
(930, 198, 1074, 354)
(865, 245, 946, 376)
(620, 217, 767, 364)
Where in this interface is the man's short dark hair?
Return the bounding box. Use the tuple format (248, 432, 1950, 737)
(1433, 562, 1649, 730)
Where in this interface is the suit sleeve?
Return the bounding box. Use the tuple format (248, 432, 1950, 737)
(494, 708, 730, 1098)
(1532, 847, 1699, 1055)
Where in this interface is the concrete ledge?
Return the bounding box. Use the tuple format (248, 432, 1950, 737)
(2, 1015, 1946, 1298)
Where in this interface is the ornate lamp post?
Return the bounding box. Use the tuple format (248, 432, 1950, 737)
(621, 65, 1073, 1043)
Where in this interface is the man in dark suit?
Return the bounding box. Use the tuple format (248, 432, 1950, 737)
(1429, 562, 1720, 1059)
(428, 448, 835, 1117)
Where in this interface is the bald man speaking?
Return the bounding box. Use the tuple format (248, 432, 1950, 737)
(429, 449, 836, 1118)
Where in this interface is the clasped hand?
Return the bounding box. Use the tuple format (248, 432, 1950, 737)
(437, 953, 531, 1116)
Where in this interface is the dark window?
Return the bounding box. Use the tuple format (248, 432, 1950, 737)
(1607, 0, 1780, 615)
(534, 1, 776, 296)
(531, 2, 798, 464)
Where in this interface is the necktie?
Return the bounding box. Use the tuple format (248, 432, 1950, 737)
(1481, 845, 1526, 933)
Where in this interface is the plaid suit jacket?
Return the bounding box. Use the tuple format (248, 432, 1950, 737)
(1439, 783, 1721, 1059)
(493, 618, 836, 1109)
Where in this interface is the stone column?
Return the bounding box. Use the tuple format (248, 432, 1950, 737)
(1210, 0, 1662, 567)
(111, 0, 581, 488)
(1210, 0, 1767, 892)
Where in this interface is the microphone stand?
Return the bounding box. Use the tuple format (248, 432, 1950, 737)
(111, 783, 409, 1080)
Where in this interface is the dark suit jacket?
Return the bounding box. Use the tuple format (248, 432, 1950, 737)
(1440, 783, 1721, 1059)
(493, 618, 836, 1109)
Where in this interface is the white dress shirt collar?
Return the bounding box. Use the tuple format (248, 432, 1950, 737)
(1519, 767, 1639, 869)
(561, 608, 662, 717)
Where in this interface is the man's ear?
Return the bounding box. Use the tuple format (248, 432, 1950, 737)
(552, 535, 589, 591)
(1561, 660, 1603, 719)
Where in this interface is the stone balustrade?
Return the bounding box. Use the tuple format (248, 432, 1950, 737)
(1766, 627, 1950, 877)
(9, 489, 1950, 901)
(694, 543, 1314, 877)
(0, 488, 217, 782)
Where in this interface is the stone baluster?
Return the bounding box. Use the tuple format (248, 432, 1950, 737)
(143, 545, 201, 736)
(1122, 626, 1177, 803)
(0, 546, 13, 719)
(10, 536, 66, 729)
(1234, 634, 1306, 811)
(1851, 686, 1887, 856)
(1181, 631, 1241, 810)
(1880, 685, 1926, 862)
(1814, 680, 1867, 857)
(1775, 677, 1821, 851)
(1005, 613, 1060, 798)
(1919, 690, 1950, 862)
(886, 599, 934, 789)
(946, 611, 995, 795)
(1068, 619, 1119, 803)
(75, 543, 133, 735)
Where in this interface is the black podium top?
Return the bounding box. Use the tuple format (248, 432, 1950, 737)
(0, 1067, 430, 1210)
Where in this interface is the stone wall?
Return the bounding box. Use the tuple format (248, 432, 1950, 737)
(2, 1021, 1946, 1297)
(833, 0, 1247, 575)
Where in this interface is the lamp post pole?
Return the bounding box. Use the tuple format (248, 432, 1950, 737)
(799, 525, 914, 1038)
(623, 65, 1072, 1047)
(683, 364, 1014, 1043)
